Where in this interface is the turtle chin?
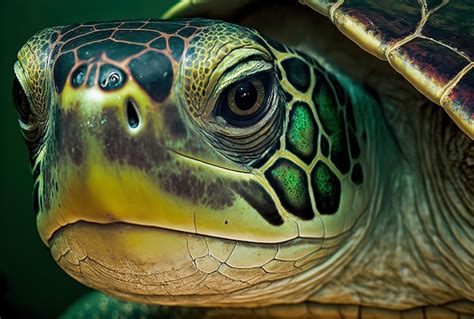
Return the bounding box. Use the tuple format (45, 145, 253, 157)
(48, 221, 333, 307)
(49, 221, 236, 305)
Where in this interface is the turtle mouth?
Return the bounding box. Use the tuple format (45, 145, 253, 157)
(37, 146, 256, 246)
(165, 147, 251, 174)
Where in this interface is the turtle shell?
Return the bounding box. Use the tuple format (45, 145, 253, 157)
(163, 0, 473, 139)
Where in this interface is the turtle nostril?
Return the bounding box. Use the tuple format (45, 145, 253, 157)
(126, 99, 140, 129)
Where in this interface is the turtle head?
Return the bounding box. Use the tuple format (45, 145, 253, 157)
(12, 19, 370, 306)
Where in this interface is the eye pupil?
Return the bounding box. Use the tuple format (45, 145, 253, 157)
(234, 81, 258, 111)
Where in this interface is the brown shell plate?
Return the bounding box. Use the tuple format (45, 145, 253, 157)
(164, 0, 473, 139)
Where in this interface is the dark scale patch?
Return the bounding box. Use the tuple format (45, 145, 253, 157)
(285, 102, 318, 164)
(50, 32, 59, 43)
(94, 22, 121, 30)
(313, 73, 351, 174)
(53, 52, 76, 93)
(162, 103, 187, 139)
(169, 36, 185, 61)
(128, 51, 173, 102)
(119, 21, 146, 29)
(348, 129, 360, 159)
(55, 108, 84, 165)
(157, 161, 234, 210)
(77, 40, 145, 61)
(320, 134, 330, 157)
(112, 30, 159, 44)
(283, 90, 293, 102)
(312, 72, 339, 135)
(330, 111, 351, 174)
(150, 37, 167, 50)
(71, 64, 87, 88)
(351, 163, 364, 185)
(178, 27, 197, 37)
(60, 26, 93, 42)
(51, 43, 61, 61)
(345, 97, 357, 131)
(100, 108, 170, 171)
(86, 64, 97, 87)
(275, 66, 283, 81)
(61, 30, 114, 52)
(265, 158, 314, 220)
(59, 23, 80, 37)
(311, 161, 341, 215)
(231, 181, 283, 226)
(281, 57, 311, 92)
(264, 37, 287, 53)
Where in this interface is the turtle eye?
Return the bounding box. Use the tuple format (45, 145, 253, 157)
(12, 77, 31, 124)
(228, 78, 265, 115)
(217, 73, 270, 127)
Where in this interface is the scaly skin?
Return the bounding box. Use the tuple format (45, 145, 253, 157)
(12, 18, 472, 318)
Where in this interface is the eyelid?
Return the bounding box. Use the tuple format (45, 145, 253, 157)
(203, 58, 272, 114)
(218, 58, 273, 90)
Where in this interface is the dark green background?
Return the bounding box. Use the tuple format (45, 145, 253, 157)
(0, 1, 177, 318)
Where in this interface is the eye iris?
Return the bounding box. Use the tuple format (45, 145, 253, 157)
(234, 81, 258, 111)
(218, 73, 270, 127)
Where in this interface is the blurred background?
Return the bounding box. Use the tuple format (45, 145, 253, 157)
(0, 1, 177, 317)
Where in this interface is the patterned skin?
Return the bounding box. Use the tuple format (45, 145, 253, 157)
(12, 16, 472, 319)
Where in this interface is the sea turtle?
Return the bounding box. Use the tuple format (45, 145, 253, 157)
(11, 0, 473, 318)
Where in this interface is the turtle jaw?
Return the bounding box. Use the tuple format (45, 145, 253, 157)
(36, 137, 301, 247)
